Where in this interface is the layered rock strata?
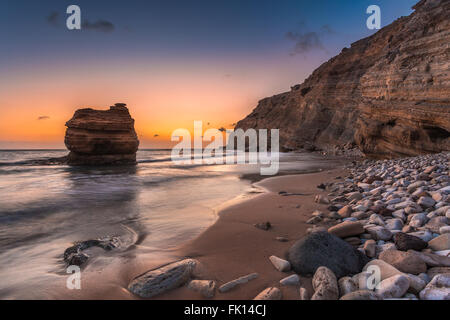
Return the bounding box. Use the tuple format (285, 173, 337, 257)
(236, 0, 450, 157)
(65, 103, 139, 165)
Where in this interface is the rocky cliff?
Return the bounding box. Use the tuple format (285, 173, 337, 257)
(65, 103, 139, 165)
(236, 0, 450, 157)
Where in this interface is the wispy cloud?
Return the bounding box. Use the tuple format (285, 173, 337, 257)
(82, 20, 115, 33)
(286, 22, 335, 56)
(46, 11, 60, 26)
(37, 116, 50, 120)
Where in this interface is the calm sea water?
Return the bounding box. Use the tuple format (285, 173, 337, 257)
(0, 149, 339, 299)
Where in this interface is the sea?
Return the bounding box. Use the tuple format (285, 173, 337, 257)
(0, 149, 341, 299)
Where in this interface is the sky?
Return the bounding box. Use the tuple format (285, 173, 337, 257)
(0, 0, 418, 149)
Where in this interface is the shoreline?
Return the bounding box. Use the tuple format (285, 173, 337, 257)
(154, 167, 349, 300)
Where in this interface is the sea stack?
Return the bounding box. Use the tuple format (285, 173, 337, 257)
(64, 103, 139, 165)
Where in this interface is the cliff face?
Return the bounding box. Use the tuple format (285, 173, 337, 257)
(236, 0, 450, 157)
(65, 103, 139, 165)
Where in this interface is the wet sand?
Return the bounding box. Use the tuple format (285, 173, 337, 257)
(52, 167, 347, 300)
(155, 167, 348, 300)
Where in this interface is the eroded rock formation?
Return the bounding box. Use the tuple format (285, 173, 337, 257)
(236, 0, 450, 157)
(65, 103, 139, 165)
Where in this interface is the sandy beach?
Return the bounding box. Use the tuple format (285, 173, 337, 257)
(155, 168, 348, 300)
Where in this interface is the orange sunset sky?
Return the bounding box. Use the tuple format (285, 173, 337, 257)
(0, 0, 416, 149)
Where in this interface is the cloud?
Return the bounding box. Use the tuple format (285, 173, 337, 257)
(82, 20, 115, 33)
(286, 23, 335, 56)
(46, 12, 60, 26)
(46, 12, 114, 33)
(37, 116, 50, 120)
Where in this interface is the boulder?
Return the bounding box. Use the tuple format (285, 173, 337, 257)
(128, 259, 197, 298)
(338, 277, 358, 297)
(363, 259, 404, 281)
(311, 267, 339, 300)
(375, 275, 410, 299)
(409, 250, 450, 267)
(287, 232, 369, 278)
(419, 274, 450, 300)
(428, 234, 450, 251)
(379, 250, 427, 275)
(328, 221, 364, 238)
(65, 103, 139, 165)
(393, 232, 428, 251)
(427, 267, 450, 279)
(404, 273, 426, 294)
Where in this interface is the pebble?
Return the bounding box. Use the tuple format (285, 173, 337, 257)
(254, 287, 282, 300)
(218, 273, 258, 293)
(280, 274, 300, 286)
(299, 287, 310, 300)
(269, 255, 291, 272)
(187, 280, 216, 298)
(301, 152, 450, 300)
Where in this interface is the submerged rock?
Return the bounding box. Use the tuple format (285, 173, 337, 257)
(65, 103, 139, 165)
(63, 237, 120, 266)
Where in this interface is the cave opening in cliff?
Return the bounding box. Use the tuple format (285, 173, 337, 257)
(424, 126, 450, 143)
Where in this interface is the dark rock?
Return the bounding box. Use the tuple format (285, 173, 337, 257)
(394, 232, 428, 251)
(254, 222, 272, 231)
(287, 231, 369, 278)
(379, 208, 394, 217)
(317, 183, 326, 190)
(66, 252, 89, 266)
(327, 205, 340, 212)
(63, 237, 120, 266)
